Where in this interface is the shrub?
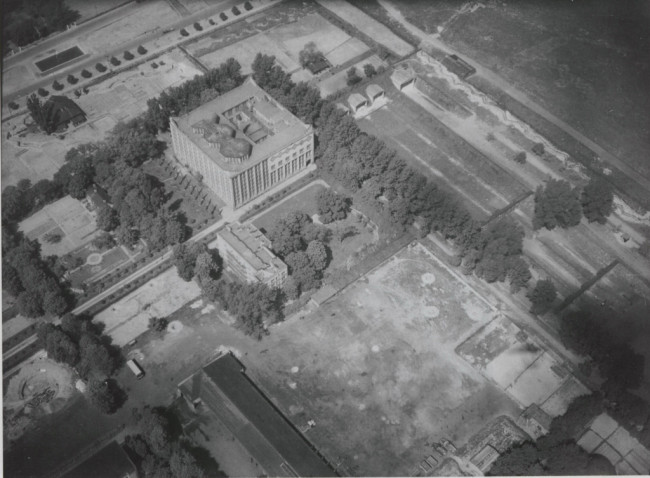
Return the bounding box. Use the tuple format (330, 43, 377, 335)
(180, 28, 189, 37)
(532, 142, 545, 155)
(346, 67, 362, 86)
(193, 22, 202, 31)
(80, 69, 92, 78)
(220, 12, 228, 21)
(52, 80, 64, 91)
(37, 87, 49, 97)
(9, 101, 19, 110)
(151, 62, 158, 69)
(363, 63, 377, 78)
(244, 1, 253, 10)
(137, 45, 147, 55)
(232, 6, 241, 15)
(123, 50, 134, 60)
(110, 56, 120, 66)
(209, 19, 215, 25)
(96, 62, 107, 72)
(513, 151, 527, 164)
(67, 74, 78, 84)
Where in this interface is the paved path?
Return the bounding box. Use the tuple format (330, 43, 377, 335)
(378, 0, 650, 191)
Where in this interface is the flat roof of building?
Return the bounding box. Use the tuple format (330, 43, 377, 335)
(180, 353, 336, 477)
(366, 84, 384, 97)
(348, 93, 367, 108)
(391, 68, 414, 85)
(219, 223, 285, 274)
(62, 441, 136, 478)
(172, 77, 311, 173)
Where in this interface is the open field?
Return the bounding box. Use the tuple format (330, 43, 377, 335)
(18, 196, 99, 257)
(252, 182, 327, 232)
(397, 1, 650, 182)
(247, 243, 519, 475)
(77, 48, 203, 127)
(94, 267, 201, 347)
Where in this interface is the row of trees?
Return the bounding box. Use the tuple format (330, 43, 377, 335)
(2, 226, 69, 317)
(533, 176, 614, 230)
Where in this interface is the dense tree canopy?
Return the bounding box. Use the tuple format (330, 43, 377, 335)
(581, 176, 614, 224)
(527, 279, 557, 315)
(533, 179, 582, 230)
(316, 189, 350, 223)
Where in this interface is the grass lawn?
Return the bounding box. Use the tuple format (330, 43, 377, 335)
(252, 182, 327, 233)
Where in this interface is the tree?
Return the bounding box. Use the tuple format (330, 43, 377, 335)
(316, 189, 350, 223)
(38, 324, 79, 366)
(527, 279, 557, 315)
(123, 50, 134, 60)
(42, 288, 68, 316)
(38, 87, 49, 97)
(2, 263, 24, 296)
(67, 74, 78, 85)
(513, 151, 526, 164)
(137, 45, 147, 55)
(581, 176, 614, 224)
(193, 22, 202, 31)
(180, 28, 189, 36)
(26, 94, 57, 134)
(533, 179, 582, 230)
(109, 120, 162, 167)
(285, 251, 320, 292)
(363, 63, 377, 78)
(299, 41, 323, 68)
(346, 67, 362, 86)
(506, 256, 532, 293)
(81, 69, 92, 78)
(96, 62, 107, 72)
(52, 80, 64, 91)
(173, 242, 206, 281)
(93, 231, 116, 250)
(136, 406, 172, 457)
(110, 56, 121, 66)
(306, 240, 329, 272)
(78, 334, 116, 378)
(244, 1, 253, 10)
(86, 378, 122, 414)
(169, 446, 205, 478)
(96, 205, 119, 231)
(194, 249, 221, 286)
(219, 12, 227, 21)
(532, 142, 545, 155)
(232, 5, 240, 15)
(487, 441, 544, 476)
(17, 290, 44, 317)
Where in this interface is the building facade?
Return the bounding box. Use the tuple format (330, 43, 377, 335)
(216, 222, 287, 288)
(170, 78, 314, 209)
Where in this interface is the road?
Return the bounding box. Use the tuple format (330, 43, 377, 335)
(2, 0, 256, 102)
(378, 0, 650, 192)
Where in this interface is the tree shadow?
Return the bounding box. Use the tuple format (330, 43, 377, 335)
(182, 440, 226, 477)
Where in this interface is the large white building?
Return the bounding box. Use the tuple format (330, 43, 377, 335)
(216, 222, 287, 288)
(170, 77, 314, 208)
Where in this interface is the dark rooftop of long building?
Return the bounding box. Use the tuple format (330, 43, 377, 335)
(179, 353, 336, 477)
(61, 441, 137, 478)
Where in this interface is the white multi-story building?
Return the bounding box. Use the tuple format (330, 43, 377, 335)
(170, 77, 314, 208)
(216, 222, 287, 288)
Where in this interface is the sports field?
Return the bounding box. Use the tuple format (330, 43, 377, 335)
(251, 243, 519, 475)
(18, 196, 100, 257)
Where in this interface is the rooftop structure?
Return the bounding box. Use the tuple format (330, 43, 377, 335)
(178, 353, 337, 477)
(170, 78, 314, 208)
(45, 95, 86, 131)
(216, 222, 287, 288)
(390, 68, 415, 90)
(365, 84, 384, 102)
(347, 93, 368, 112)
(441, 54, 476, 79)
(61, 441, 138, 478)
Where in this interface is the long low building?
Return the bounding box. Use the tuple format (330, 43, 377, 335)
(170, 77, 314, 209)
(178, 353, 337, 477)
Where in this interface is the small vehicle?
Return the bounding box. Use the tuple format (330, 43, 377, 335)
(126, 359, 145, 379)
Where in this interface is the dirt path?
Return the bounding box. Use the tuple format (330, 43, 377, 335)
(378, 0, 650, 191)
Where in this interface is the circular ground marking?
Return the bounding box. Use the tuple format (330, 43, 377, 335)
(291, 366, 299, 374)
(86, 253, 103, 266)
(423, 305, 440, 318)
(421, 272, 436, 285)
(371, 345, 380, 353)
(167, 320, 183, 333)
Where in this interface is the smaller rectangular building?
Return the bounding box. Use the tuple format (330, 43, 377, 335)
(216, 222, 287, 288)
